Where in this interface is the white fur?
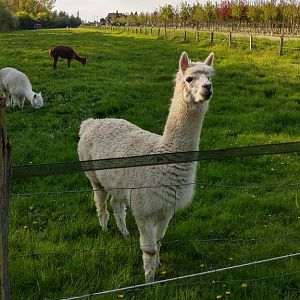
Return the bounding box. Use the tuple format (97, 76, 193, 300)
(0, 67, 43, 109)
(77, 51, 214, 282)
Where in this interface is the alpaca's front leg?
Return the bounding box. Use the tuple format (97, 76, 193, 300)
(154, 212, 173, 268)
(20, 97, 25, 108)
(136, 217, 158, 282)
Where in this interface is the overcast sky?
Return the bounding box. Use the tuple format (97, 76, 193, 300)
(54, 0, 197, 22)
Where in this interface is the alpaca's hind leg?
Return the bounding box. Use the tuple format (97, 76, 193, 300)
(11, 95, 20, 108)
(67, 58, 72, 67)
(135, 216, 157, 282)
(3, 90, 12, 107)
(93, 187, 110, 231)
(110, 196, 129, 238)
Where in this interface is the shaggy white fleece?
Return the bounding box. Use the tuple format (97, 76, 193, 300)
(0, 67, 43, 109)
(78, 51, 214, 282)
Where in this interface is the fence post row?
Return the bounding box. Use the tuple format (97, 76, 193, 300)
(0, 99, 11, 300)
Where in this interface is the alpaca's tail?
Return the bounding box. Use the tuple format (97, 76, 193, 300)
(79, 118, 95, 137)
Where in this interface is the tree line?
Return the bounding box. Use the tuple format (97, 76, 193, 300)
(0, 0, 82, 31)
(110, 0, 300, 35)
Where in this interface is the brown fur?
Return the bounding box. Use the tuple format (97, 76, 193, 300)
(49, 45, 86, 69)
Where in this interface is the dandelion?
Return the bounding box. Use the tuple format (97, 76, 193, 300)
(117, 294, 124, 298)
(160, 271, 167, 275)
(216, 295, 222, 299)
(225, 291, 231, 295)
(200, 264, 205, 268)
(229, 257, 234, 261)
(23, 225, 28, 229)
(241, 283, 248, 288)
(29, 206, 33, 210)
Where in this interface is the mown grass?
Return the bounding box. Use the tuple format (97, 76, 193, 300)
(0, 28, 299, 299)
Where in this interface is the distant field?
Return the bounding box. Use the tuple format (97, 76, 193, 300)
(0, 28, 299, 299)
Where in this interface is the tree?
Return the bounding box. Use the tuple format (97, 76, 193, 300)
(6, 0, 55, 17)
(204, 1, 216, 25)
(16, 11, 35, 29)
(180, 2, 192, 27)
(158, 4, 173, 27)
(0, 3, 17, 31)
(191, 2, 206, 28)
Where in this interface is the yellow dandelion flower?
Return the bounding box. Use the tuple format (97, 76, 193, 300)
(229, 257, 234, 261)
(23, 225, 28, 229)
(200, 264, 205, 267)
(117, 294, 124, 298)
(216, 295, 222, 299)
(225, 291, 231, 295)
(160, 271, 167, 275)
(241, 283, 248, 288)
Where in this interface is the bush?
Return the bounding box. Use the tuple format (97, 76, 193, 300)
(0, 4, 17, 31)
(17, 11, 35, 30)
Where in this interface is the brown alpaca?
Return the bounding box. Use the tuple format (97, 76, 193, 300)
(49, 45, 86, 69)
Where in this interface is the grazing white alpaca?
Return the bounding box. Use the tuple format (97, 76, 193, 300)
(78, 51, 214, 282)
(0, 67, 43, 109)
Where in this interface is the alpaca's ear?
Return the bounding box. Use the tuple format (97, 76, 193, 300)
(204, 52, 214, 66)
(179, 52, 189, 73)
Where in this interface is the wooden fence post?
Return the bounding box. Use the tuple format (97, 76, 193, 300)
(0, 98, 11, 300)
(196, 31, 199, 43)
(279, 36, 284, 55)
(184, 30, 187, 42)
(158, 27, 160, 37)
(210, 31, 214, 45)
(164, 27, 167, 38)
(228, 32, 232, 47)
(249, 34, 253, 51)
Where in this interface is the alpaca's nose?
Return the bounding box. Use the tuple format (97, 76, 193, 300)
(202, 83, 212, 91)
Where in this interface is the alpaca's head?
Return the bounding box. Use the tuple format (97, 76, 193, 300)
(80, 57, 87, 65)
(32, 93, 43, 109)
(177, 51, 214, 107)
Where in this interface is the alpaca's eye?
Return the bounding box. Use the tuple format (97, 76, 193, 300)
(186, 77, 193, 83)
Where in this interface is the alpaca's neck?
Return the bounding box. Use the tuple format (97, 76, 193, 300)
(161, 80, 208, 152)
(24, 88, 35, 101)
(74, 54, 83, 62)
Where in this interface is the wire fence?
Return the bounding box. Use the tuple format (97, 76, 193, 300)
(8, 143, 300, 299)
(99, 25, 300, 56)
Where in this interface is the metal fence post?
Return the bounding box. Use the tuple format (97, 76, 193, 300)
(0, 99, 11, 300)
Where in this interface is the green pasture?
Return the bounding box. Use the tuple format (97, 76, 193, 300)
(0, 28, 299, 299)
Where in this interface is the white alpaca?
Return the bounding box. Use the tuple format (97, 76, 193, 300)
(0, 67, 43, 109)
(78, 51, 214, 282)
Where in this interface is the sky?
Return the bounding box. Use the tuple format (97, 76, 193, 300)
(54, 0, 197, 22)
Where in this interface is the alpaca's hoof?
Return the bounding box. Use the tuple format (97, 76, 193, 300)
(145, 273, 155, 283)
(121, 231, 130, 239)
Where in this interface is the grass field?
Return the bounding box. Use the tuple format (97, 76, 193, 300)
(0, 28, 299, 299)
